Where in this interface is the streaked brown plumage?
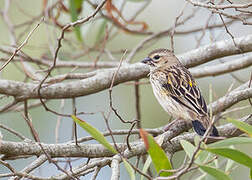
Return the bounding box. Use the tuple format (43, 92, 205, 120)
(142, 48, 218, 136)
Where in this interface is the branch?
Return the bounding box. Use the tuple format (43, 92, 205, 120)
(179, 34, 252, 67)
(163, 115, 252, 154)
(1, 115, 251, 159)
(10, 155, 47, 180)
(191, 54, 252, 78)
(111, 155, 120, 180)
(210, 86, 252, 114)
(0, 34, 252, 100)
(186, 1, 252, 10)
(0, 18, 44, 72)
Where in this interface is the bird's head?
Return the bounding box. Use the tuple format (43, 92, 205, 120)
(141, 48, 180, 72)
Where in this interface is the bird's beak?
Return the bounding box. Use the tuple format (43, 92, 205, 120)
(141, 57, 152, 64)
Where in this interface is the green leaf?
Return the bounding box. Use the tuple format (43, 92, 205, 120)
(225, 158, 234, 174)
(140, 155, 152, 180)
(140, 129, 173, 177)
(71, 115, 117, 154)
(199, 150, 211, 165)
(180, 140, 195, 159)
(180, 140, 211, 165)
(123, 158, 136, 180)
(225, 146, 235, 173)
(206, 147, 252, 169)
(250, 168, 252, 180)
(195, 173, 207, 180)
(140, 134, 166, 179)
(69, 0, 83, 42)
(198, 165, 231, 180)
(194, 135, 201, 147)
(227, 118, 252, 137)
(208, 137, 252, 148)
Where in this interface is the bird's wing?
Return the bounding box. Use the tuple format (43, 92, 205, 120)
(161, 65, 208, 117)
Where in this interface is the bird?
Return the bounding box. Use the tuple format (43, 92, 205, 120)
(141, 48, 219, 137)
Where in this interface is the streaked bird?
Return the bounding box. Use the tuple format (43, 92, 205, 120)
(141, 48, 218, 137)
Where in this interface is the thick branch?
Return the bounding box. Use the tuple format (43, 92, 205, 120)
(191, 54, 252, 78)
(186, 1, 252, 10)
(164, 115, 252, 154)
(1, 115, 251, 159)
(0, 35, 252, 100)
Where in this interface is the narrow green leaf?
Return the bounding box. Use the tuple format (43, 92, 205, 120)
(214, 158, 219, 169)
(180, 140, 210, 165)
(71, 115, 117, 154)
(69, 0, 83, 42)
(74, 0, 83, 9)
(123, 158, 136, 180)
(180, 140, 195, 159)
(227, 118, 252, 137)
(199, 165, 231, 180)
(195, 173, 207, 180)
(199, 150, 211, 165)
(209, 137, 252, 148)
(140, 129, 173, 177)
(194, 135, 201, 147)
(225, 146, 235, 173)
(206, 147, 252, 169)
(225, 158, 234, 174)
(140, 155, 152, 180)
(140, 133, 167, 179)
(250, 168, 252, 180)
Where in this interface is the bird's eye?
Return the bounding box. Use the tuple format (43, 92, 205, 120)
(153, 55, 160, 60)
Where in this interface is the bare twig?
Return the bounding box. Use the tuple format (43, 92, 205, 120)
(170, 2, 188, 52)
(23, 100, 40, 142)
(0, 17, 44, 72)
(37, 0, 107, 117)
(135, 80, 141, 129)
(109, 50, 137, 124)
(0, 124, 26, 141)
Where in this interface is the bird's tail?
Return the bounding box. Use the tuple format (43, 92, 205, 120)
(192, 120, 219, 137)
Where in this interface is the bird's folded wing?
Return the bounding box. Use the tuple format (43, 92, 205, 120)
(161, 66, 208, 117)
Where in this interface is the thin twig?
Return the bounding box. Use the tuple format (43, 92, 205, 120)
(0, 17, 44, 72)
(37, 0, 107, 117)
(135, 80, 141, 129)
(109, 50, 137, 124)
(23, 100, 40, 142)
(170, 2, 188, 52)
(72, 98, 78, 146)
(0, 124, 26, 141)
